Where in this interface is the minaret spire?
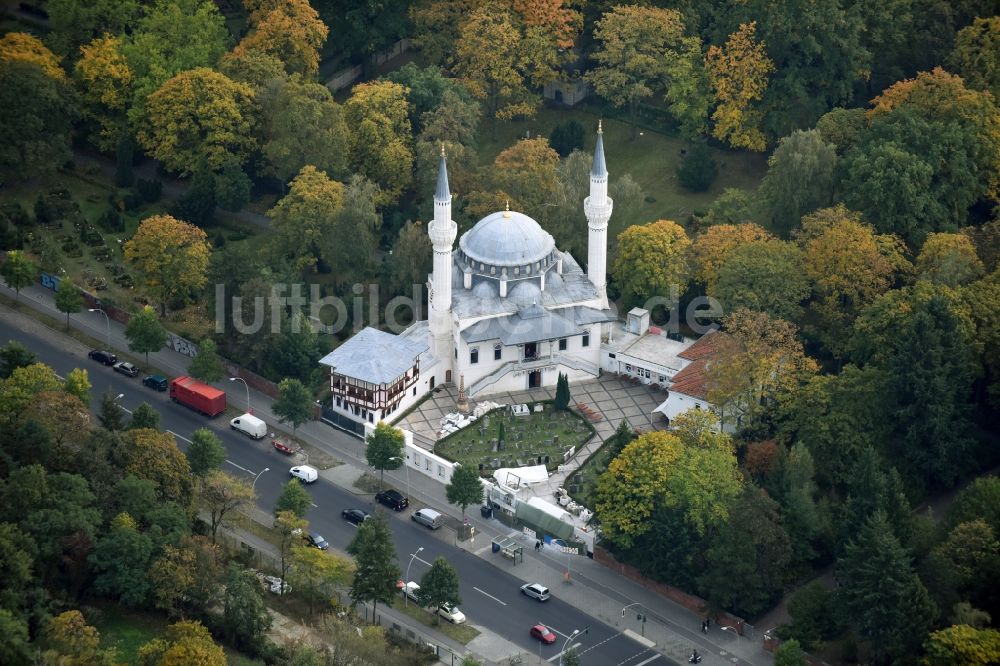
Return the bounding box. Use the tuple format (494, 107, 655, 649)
(435, 146, 450, 202)
(584, 121, 613, 308)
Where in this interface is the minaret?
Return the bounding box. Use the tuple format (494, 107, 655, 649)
(428, 146, 457, 364)
(585, 121, 613, 308)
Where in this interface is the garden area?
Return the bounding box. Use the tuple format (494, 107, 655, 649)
(434, 403, 595, 475)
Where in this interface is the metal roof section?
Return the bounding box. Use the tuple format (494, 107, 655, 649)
(460, 307, 583, 345)
(459, 210, 556, 267)
(318, 326, 428, 384)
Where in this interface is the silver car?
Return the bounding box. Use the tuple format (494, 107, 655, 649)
(520, 583, 550, 601)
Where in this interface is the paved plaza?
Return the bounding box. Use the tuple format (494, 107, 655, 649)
(397, 374, 670, 499)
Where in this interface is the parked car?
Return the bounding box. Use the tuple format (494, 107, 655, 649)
(306, 532, 329, 550)
(530, 624, 557, 644)
(341, 509, 370, 525)
(520, 583, 551, 601)
(375, 489, 409, 511)
(230, 412, 267, 439)
(112, 361, 139, 377)
(438, 602, 466, 624)
(412, 508, 444, 530)
(88, 350, 117, 366)
(142, 374, 168, 391)
(289, 465, 318, 483)
(402, 581, 421, 602)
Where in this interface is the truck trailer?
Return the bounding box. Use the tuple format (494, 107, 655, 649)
(169, 376, 226, 417)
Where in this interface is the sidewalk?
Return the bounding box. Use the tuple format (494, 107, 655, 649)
(0, 280, 773, 666)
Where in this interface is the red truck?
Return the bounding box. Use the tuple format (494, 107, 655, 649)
(169, 376, 226, 417)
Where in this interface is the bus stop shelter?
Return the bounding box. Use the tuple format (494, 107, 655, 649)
(491, 536, 524, 564)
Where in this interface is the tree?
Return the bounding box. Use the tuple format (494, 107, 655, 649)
(0, 62, 76, 179)
(54, 277, 83, 330)
(99, 389, 126, 431)
(268, 165, 346, 274)
(0, 522, 40, 617)
(365, 421, 404, 490)
(916, 232, 985, 287)
(0, 609, 30, 666)
(315, 174, 381, 284)
(491, 138, 561, 212)
(815, 107, 867, 155)
(387, 221, 433, 297)
(347, 512, 401, 619)
(259, 77, 350, 185)
(0, 250, 37, 303)
(63, 367, 91, 405)
(74, 35, 134, 152)
(46, 0, 140, 58)
(691, 223, 774, 292)
(707, 309, 817, 431)
(835, 511, 936, 662)
(417, 556, 461, 622)
(554, 373, 570, 411)
(139, 619, 226, 666)
(705, 22, 774, 151)
(88, 514, 154, 606)
(289, 545, 353, 617)
(549, 120, 584, 157)
(186, 428, 226, 477)
(232, 0, 328, 77)
(344, 81, 412, 205)
(124, 215, 211, 315)
(42, 610, 115, 666)
(0, 341, 35, 379)
(0, 33, 65, 81)
(781, 582, 837, 651)
(773, 639, 808, 666)
(274, 510, 306, 596)
(950, 17, 1000, 100)
(275, 478, 313, 518)
(945, 476, 1000, 535)
(214, 156, 252, 212)
(923, 625, 1000, 665)
(586, 6, 687, 137)
(446, 464, 483, 520)
(138, 68, 256, 176)
(170, 158, 217, 228)
(199, 471, 255, 544)
(273, 377, 313, 437)
(612, 220, 691, 309)
(129, 403, 161, 431)
(119, 429, 194, 505)
(714, 240, 810, 322)
(121, 0, 229, 128)
(218, 49, 287, 91)
(409, 0, 479, 67)
(125, 305, 167, 368)
(757, 129, 837, 236)
(676, 143, 717, 192)
(188, 339, 224, 383)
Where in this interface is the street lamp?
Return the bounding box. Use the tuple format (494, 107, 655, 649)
(251, 467, 270, 491)
(388, 455, 410, 503)
(721, 625, 741, 646)
(404, 546, 424, 607)
(559, 628, 586, 666)
(229, 377, 251, 414)
(621, 603, 648, 637)
(89, 308, 111, 350)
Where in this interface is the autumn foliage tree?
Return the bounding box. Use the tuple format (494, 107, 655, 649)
(233, 0, 328, 77)
(949, 17, 1000, 101)
(74, 36, 133, 152)
(612, 220, 691, 309)
(268, 165, 346, 274)
(124, 215, 211, 315)
(139, 68, 256, 175)
(0, 33, 66, 81)
(690, 223, 774, 291)
(344, 80, 413, 205)
(706, 22, 774, 151)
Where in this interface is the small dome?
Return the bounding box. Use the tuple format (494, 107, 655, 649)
(547, 271, 564, 288)
(508, 280, 541, 308)
(471, 281, 498, 299)
(459, 210, 555, 268)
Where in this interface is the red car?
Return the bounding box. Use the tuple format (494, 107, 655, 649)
(530, 624, 557, 645)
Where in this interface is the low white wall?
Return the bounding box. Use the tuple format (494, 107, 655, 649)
(363, 423, 459, 485)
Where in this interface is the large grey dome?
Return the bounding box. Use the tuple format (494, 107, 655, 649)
(459, 210, 555, 267)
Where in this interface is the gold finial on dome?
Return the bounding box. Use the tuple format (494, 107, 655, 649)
(503, 200, 511, 218)
(598, 119, 603, 134)
(440, 142, 446, 157)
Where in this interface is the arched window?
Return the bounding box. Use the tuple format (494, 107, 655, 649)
(494, 343, 502, 360)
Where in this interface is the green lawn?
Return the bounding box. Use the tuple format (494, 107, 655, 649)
(90, 603, 170, 663)
(434, 405, 594, 474)
(477, 105, 768, 232)
(390, 596, 481, 644)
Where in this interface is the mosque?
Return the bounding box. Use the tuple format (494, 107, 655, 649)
(319, 125, 718, 432)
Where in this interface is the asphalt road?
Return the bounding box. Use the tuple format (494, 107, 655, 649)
(1, 316, 661, 665)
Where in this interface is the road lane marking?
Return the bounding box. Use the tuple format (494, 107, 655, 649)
(547, 644, 581, 662)
(473, 587, 507, 606)
(226, 460, 253, 474)
(632, 655, 661, 665)
(167, 430, 192, 444)
(311, 503, 319, 508)
(550, 627, 574, 639)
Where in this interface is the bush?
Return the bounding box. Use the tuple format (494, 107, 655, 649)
(135, 178, 163, 203)
(549, 120, 585, 157)
(34, 194, 59, 223)
(0, 203, 31, 227)
(676, 143, 718, 192)
(98, 207, 124, 232)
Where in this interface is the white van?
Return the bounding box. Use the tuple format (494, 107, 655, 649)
(412, 508, 444, 530)
(230, 413, 267, 439)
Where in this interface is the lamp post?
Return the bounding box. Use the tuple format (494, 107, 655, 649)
(229, 377, 251, 414)
(89, 308, 111, 350)
(721, 625, 741, 647)
(404, 547, 424, 607)
(559, 628, 582, 666)
(251, 467, 270, 491)
(388, 455, 410, 503)
(621, 602, 648, 637)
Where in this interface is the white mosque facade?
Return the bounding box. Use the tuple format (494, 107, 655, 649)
(319, 126, 618, 429)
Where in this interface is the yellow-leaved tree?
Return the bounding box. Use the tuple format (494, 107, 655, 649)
(344, 80, 413, 205)
(612, 220, 691, 309)
(690, 223, 774, 292)
(491, 138, 561, 212)
(705, 22, 774, 151)
(233, 0, 328, 77)
(0, 32, 65, 80)
(74, 35, 134, 151)
(124, 215, 211, 315)
(916, 232, 985, 287)
(139, 68, 256, 175)
(267, 165, 346, 274)
(138, 620, 225, 666)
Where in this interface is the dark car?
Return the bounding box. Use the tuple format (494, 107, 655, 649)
(341, 509, 370, 526)
(88, 350, 117, 366)
(113, 361, 139, 377)
(306, 532, 329, 550)
(143, 374, 169, 391)
(375, 489, 409, 511)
